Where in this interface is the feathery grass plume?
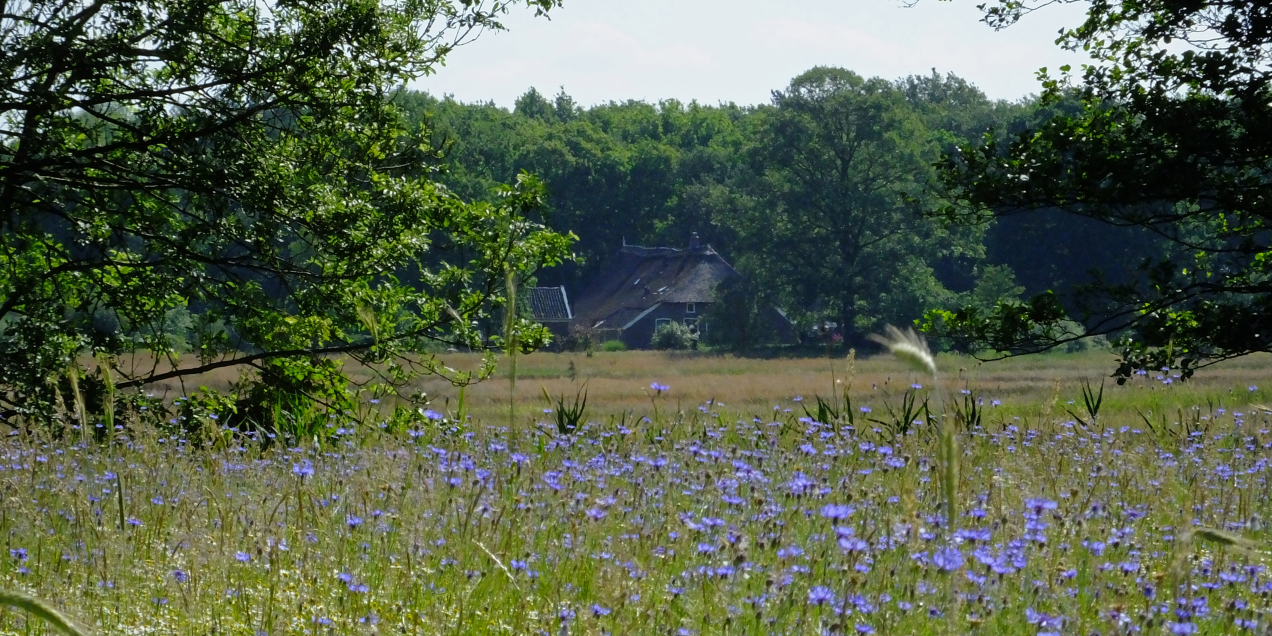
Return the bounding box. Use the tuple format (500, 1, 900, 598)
(867, 325, 937, 377)
(1169, 525, 1272, 592)
(355, 303, 380, 342)
(95, 353, 115, 438)
(0, 589, 92, 636)
(65, 362, 86, 444)
(870, 325, 956, 530)
(1175, 526, 1272, 563)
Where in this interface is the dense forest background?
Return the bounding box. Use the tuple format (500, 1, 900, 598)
(395, 67, 1168, 348)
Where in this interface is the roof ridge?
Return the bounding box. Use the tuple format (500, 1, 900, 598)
(619, 244, 717, 257)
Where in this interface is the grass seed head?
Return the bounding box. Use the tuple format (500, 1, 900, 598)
(868, 325, 937, 378)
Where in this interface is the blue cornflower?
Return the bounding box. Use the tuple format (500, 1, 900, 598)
(651, 382, 669, 393)
(838, 536, 869, 552)
(932, 546, 964, 571)
(422, 409, 443, 421)
(808, 586, 835, 605)
(1025, 498, 1058, 513)
(235, 551, 251, 562)
(292, 460, 314, 478)
(172, 569, 188, 583)
(820, 503, 855, 520)
(591, 604, 611, 617)
(346, 514, 363, 528)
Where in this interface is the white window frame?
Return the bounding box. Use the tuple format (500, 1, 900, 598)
(686, 303, 696, 314)
(654, 318, 673, 331)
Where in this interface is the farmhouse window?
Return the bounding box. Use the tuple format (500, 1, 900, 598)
(686, 303, 696, 314)
(655, 318, 672, 330)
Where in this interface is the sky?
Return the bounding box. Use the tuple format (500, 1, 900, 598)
(413, 0, 1094, 108)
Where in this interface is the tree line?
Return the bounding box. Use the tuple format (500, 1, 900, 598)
(3, 0, 1266, 425)
(399, 68, 1167, 349)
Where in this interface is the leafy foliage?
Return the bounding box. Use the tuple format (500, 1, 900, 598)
(0, 0, 571, 417)
(406, 69, 1018, 345)
(933, 0, 1272, 379)
(651, 320, 695, 350)
(702, 275, 785, 350)
(727, 68, 978, 338)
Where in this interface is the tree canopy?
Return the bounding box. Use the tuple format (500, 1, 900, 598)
(0, 0, 571, 416)
(401, 70, 1068, 349)
(729, 68, 973, 336)
(930, 0, 1272, 380)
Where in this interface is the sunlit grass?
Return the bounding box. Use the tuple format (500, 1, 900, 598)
(0, 351, 1270, 634)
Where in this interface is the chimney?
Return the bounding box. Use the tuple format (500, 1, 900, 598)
(689, 231, 701, 251)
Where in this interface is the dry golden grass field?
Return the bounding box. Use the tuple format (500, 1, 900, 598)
(121, 347, 1272, 425)
(404, 349, 1272, 424)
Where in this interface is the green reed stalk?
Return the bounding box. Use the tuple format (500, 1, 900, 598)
(936, 376, 957, 531)
(66, 363, 86, 446)
(0, 589, 91, 636)
(96, 354, 114, 440)
(870, 326, 957, 530)
(505, 268, 518, 429)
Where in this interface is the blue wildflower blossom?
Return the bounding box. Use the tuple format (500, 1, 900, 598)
(808, 586, 835, 605)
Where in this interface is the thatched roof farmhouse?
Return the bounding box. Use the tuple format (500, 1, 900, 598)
(569, 234, 794, 349)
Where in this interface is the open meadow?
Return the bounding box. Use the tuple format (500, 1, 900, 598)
(2, 350, 1272, 635)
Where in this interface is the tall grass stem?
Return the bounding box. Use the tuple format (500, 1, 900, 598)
(0, 589, 91, 636)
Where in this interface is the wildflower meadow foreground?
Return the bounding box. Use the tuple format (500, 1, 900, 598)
(2, 371, 1272, 635)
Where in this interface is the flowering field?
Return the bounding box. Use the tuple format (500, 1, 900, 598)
(1, 354, 1272, 635)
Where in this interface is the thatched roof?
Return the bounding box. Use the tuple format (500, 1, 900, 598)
(572, 244, 738, 329)
(527, 286, 572, 322)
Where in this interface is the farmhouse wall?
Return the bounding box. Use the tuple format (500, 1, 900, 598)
(622, 302, 705, 348)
